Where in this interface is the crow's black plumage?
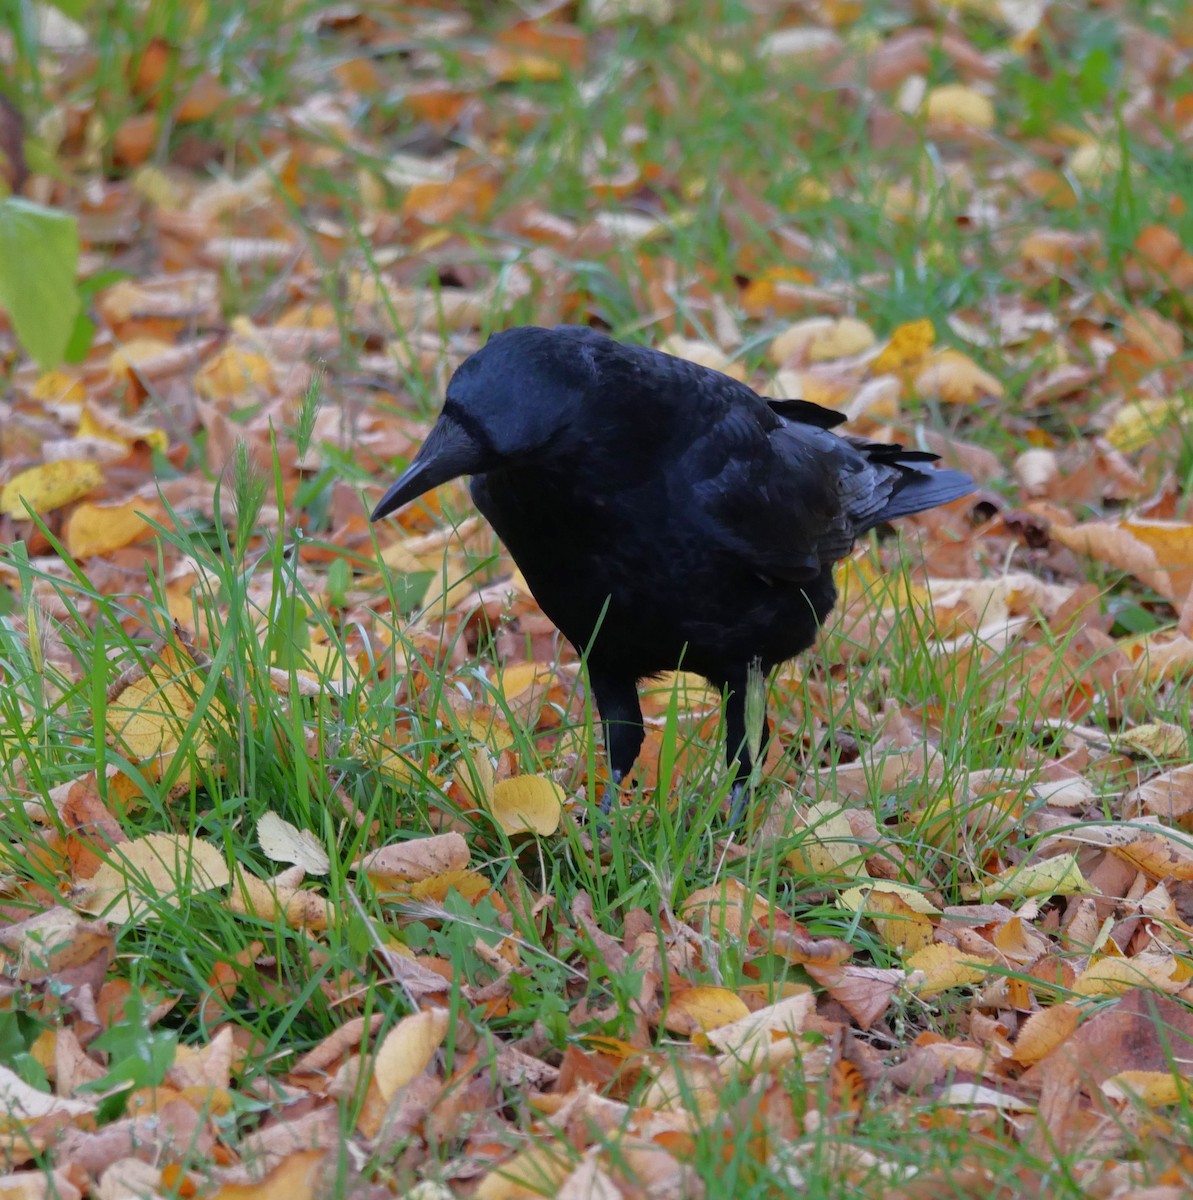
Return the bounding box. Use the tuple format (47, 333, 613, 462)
(372, 325, 974, 816)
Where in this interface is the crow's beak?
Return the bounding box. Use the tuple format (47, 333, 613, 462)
(370, 416, 486, 521)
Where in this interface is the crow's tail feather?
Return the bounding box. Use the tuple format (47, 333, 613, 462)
(844, 436, 975, 526)
(875, 462, 974, 524)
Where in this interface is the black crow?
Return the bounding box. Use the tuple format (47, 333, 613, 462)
(372, 325, 973, 818)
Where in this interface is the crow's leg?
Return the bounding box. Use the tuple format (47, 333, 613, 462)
(588, 669, 644, 814)
(723, 666, 773, 826)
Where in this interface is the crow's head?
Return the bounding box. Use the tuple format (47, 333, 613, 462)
(370, 326, 598, 521)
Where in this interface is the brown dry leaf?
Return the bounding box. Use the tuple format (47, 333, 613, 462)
(1122, 308, 1184, 361)
(804, 963, 904, 1030)
(355, 833, 470, 883)
(486, 775, 564, 836)
(0, 460, 104, 517)
(75, 832, 230, 922)
(2, 911, 107, 991)
(1130, 765, 1193, 819)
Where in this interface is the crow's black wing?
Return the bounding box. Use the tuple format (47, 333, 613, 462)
(689, 414, 973, 583)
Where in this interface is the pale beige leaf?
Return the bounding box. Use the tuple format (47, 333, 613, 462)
(355, 833, 470, 882)
(256, 812, 330, 875)
(76, 833, 230, 922)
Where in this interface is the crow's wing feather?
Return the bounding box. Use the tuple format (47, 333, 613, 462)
(686, 412, 890, 582)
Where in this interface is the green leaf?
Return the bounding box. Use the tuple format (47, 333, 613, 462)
(0, 197, 80, 369)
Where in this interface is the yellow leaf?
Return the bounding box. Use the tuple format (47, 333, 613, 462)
(1011, 1003, 1081, 1066)
(30, 369, 85, 408)
(838, 882, 939, 953)
(906, 943, 991, 998)
(77, 404, 169, 454)
(965, 853, 1092, 902)
(923, 84, 996, 130)
(913, 349, 1004, 405)
(771, 317, 875, 365)
(663, 986, 751, 1035)
(212, 1149, 326, 1200)
(408, 868, 491, 902)
(0, 460, 104, 517)
(1073, 953, 1184, 997)
(704, 991, 816, 1068)
(65, 497, 160, 558)
(487, 775, 564, 836)
(1121, 518, 1193, 559)
(1067, 141, 1124, 187)
(786, 800, 869, 882)
(108, 337, 176, 380)
(474, 1145, 573, 1200)
(194, 345, 276, 403)
(871, 318, 935, 373)
(1117, 721, 1189, 759)
(76, 832, 230, 922)
(680, 879, 769, 938)
(373, 1008, 449, 1102)
(1102, 1070, 1193, 1107)
(106, 644, 216, 762)
(1106, 399, 1190, 451)
(658, 336, 746, 379)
